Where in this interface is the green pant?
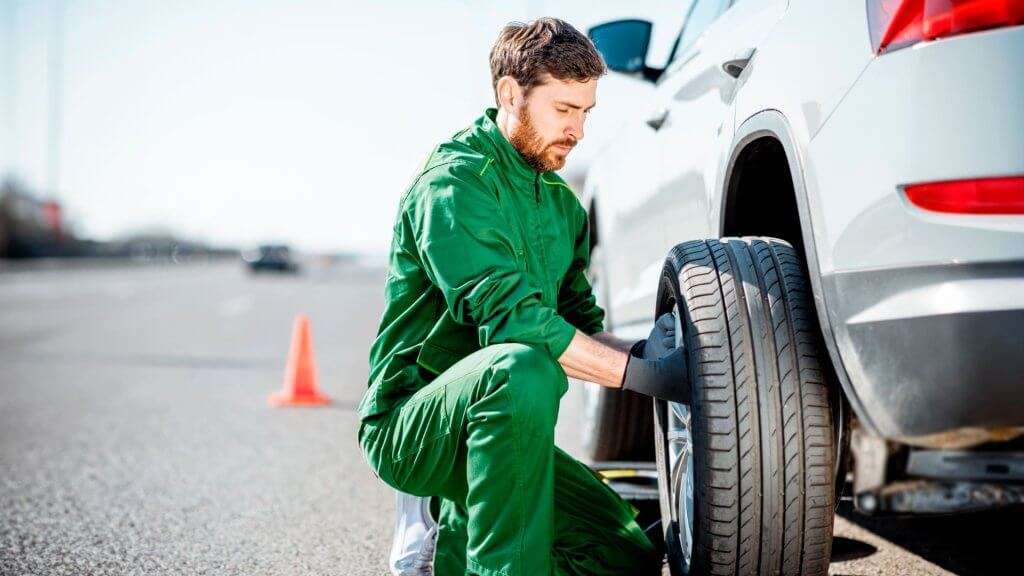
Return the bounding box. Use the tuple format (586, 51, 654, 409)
(358, 343, 660, 576)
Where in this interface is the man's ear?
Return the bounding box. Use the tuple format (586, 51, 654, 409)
(496, 76, 523, 113)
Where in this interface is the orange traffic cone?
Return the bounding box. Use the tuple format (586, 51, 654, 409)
(269, 314, 330, 407)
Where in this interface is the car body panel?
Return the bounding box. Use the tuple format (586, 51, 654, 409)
(808, 24, 1024, 273)
(732, 0, 877, 149)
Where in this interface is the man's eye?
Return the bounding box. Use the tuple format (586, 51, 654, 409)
(557, 108, 569, 113)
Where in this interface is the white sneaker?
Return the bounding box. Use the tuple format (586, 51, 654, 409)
(389, 492, 438, 576)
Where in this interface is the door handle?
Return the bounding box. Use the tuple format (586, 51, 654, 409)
(645, 107, 670, 130)
(721, 47, 756, 78)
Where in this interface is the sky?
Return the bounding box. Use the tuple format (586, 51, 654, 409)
(1, 0, 688, 254)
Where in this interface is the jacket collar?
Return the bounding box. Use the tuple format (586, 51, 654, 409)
(475, 107, 541, 186)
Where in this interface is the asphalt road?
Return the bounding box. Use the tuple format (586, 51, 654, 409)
(0, 259, 1016, 575)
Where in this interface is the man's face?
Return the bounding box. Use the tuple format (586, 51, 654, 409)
(507, 74, 597, 172)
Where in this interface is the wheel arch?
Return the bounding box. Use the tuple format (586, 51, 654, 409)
(719, 109, 877, 435)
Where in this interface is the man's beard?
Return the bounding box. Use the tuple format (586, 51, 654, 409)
(508, 106, 575, 172)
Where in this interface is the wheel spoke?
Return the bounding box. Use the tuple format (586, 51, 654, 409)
(670, 402, 691, 426)
(660, 307, 695, 572)
(667, 430, 689, 442)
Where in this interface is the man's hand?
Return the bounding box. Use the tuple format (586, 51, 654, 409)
(621, 321, 689, 404)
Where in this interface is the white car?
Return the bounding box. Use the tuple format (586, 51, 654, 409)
(580, 1, 1024, 574)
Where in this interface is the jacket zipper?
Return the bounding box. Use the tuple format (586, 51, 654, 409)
(532, 172, 550, 304)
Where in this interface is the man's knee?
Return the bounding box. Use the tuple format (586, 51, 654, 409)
(494, 342, 565, 383)
(485, 343, 567, 407)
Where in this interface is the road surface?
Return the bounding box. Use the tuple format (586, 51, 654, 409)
(0, 259, 1016, 575)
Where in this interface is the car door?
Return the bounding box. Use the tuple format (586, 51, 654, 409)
(604, 0, 790, 331)
(588, 85, 666, 333)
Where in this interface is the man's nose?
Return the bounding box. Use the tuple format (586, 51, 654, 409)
(566, 114, 584, 142)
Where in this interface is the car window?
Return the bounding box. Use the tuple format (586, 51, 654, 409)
(671, 0, 732, 61)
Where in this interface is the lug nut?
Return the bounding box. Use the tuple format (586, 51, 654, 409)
(857, 493, 877, 513)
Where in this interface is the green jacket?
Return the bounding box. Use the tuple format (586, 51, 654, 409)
(359, 107, 605, 421)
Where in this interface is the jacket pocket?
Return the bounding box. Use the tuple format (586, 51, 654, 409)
(416, 341, 463, 377)
(416, 319, 476, 375)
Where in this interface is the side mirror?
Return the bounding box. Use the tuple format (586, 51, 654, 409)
(588, 19, 661, 82)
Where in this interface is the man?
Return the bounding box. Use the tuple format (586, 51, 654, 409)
(358, 17, 689, 576)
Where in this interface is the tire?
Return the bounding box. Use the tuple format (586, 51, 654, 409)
(582, 384, 654, 462)
(654, 238, 835, 576)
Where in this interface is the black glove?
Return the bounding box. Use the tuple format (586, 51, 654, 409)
(643, 312, 677, 360)
(622, 339, 690, 404)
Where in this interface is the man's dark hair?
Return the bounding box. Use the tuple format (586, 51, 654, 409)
(489, 17, 607, 104)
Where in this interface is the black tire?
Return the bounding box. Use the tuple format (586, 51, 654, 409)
(655, 238, 835, 576)
(582, 385, 654, 462)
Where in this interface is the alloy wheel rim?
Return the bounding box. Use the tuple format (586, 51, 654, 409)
(668, 310, 694, 568)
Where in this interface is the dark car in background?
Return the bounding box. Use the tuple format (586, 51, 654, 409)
(243, 244, 299, 273)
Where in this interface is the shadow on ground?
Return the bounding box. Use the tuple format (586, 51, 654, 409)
(835, 500, 1020, 575)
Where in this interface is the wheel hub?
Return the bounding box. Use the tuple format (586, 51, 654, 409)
(668, 310, 694, 567)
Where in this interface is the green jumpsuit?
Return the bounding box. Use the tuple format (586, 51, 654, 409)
(357, 107, 660, 576)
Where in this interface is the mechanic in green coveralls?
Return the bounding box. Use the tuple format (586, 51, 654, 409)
(358, 17, 689, 576)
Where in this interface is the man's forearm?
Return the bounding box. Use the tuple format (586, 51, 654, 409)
(591, 331, 637, 354)
(556, 330, 638, 388)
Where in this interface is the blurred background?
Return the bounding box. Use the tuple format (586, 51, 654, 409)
(1, 0, 688, 262)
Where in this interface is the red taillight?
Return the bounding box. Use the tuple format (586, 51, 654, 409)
(868, 0, 1024, 54)
(904, 176, 1024, 214)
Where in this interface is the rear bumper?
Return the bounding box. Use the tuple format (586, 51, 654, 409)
(824, 259, 1024, 440)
